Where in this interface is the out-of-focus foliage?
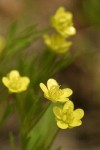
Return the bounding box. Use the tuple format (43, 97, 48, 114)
(82, 0, 100, 26)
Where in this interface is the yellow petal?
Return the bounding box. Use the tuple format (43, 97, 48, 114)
(69, 120, 82, 127)
(57, 97, 69, 103)
(68, 26, 76, 35)
(43, 34, 51, 45)
(73, 109, 84, 119)
(47, 78, 59, 90)
(56, 7, 65, 14)
(40, 83, 48, 93)
(57, 120, 68, 129)
(53, 106, 62, 119)
(20, 77, 30, 91)
(2, 77, 9, 87)
(8, 88, 20, 93)
(62, 88, 73, 98)
(9, 70, 20, 79)
(22, 77, 30, 85)
(63, 100, 74, 112)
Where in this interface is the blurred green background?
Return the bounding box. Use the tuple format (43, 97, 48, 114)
(0, 0, 100, 149)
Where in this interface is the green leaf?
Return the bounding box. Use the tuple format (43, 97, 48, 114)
(6, 22, 18, 47)
(0, 102, 14, 126)
(26, 104, 59, 150)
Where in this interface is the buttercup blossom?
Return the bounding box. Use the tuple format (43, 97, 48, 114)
(53, 100, 84, 129)
(2, 70, 30, 93)
(43, 34, 72, 53)
(51, 7, 76, 38)
(40, 78, 73, 102)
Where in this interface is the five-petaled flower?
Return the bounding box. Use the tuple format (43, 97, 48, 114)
(43, 34, 72, 53)
(51, 7, 76, 38)
(2, 70, 30, 93)
(40, 78, 73, 102)
(53, 100, 84, 129)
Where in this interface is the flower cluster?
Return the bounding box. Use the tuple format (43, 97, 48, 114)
(2, 70, 84, 130)
(40, 79, 84, 129)
(43, 7, 76, 54)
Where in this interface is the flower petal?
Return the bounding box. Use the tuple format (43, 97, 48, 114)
(19, 77, 30, 91)
(63, 100, 74, 111)
(2, 77, 9, 87)
(40, 83, 48, 93)
(9, 70, 20, 79)
(69, 120, 82, 127)
(73, 109, 84, 119)
(64, 26, 76, 36)
(53, 106, 62, 119)
(8, 88, 20, 93)
(57, 97, 69, 103)
(22, 77, 30, 85)
(57, 120, 68, 129)
(62, 88, 73, 97)
(47, 79, 59, 90)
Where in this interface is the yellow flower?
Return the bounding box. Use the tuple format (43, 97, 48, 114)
(53, 100, 84, 129)
(0, 36, 5, 53)
(51, 7, 76, 38)
(2, 70, 30, 93)
(40, 78, 73, 102)
(43, 34, 72, 53)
